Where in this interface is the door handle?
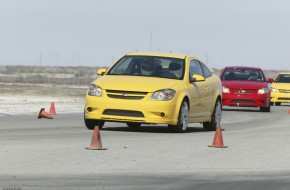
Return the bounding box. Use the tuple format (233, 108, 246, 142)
(204, 86, 209, 91)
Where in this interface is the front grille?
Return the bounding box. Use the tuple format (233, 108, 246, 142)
(107, 94, 144, 100)
(232, 89, 254, 94)
(106, 90, 148, 100)
(103, 109, 144, 118)
(232, 100, 254, 104)
(278, 97, 290, 100)
(278, 89, 290, 93)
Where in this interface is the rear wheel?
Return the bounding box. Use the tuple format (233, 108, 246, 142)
(203, 99, 221, 131)
(275, 102, 281, 106)
(126, 122, 141, 128)
(168, 100, 189, 133)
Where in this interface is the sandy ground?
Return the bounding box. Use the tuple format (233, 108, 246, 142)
(0, 95, 85, 116)
(0, 83, 87, 116)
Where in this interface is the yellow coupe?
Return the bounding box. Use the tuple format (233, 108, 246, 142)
(270, 72, 290, 105)
(85, 52, 222, 132)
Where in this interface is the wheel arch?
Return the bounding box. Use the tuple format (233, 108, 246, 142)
(172, 93, 190, 124)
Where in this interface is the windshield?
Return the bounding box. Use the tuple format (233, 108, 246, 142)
(107, 56, 185, 80)
(275, 74, 290, 83)
(222, 68, 265, 82)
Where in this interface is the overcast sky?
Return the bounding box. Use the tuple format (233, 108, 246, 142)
(0, 0, 290, 70)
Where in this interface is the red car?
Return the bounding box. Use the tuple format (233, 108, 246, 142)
(220, 66, 271, 112)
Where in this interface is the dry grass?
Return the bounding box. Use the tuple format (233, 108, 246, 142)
(0, 66, 287, 98)
(0, 83, 87, 98)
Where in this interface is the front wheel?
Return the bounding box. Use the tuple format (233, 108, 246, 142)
(275, 102, 281, 106)
(203, 99, 221, 131)
(84, 117, 105, 130)
(127, 122, 141, 128)
(260, 106, 271, 112)
(168, 100, 189, 133)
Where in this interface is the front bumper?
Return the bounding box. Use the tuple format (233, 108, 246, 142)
(222, 93, 270, 107)
(85, 95, 179, 125)
(271, 92, 290, 103)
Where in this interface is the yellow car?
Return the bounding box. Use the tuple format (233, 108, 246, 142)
(270, 72, 290, 105)
(84, 52, 222, 132)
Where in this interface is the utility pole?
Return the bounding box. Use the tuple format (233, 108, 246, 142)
(39, 52, 42, 66)
(149, 29, 153, 52)
(78, 52, 81, 66)
(205, 52, 209, 65)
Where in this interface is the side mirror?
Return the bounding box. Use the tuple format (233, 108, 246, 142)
(97, 68, 107, 76)
(267, 78, 274, 83)
(190, 74, 205, 83)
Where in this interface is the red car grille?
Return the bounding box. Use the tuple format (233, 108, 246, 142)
(232, 89, 255, 94)
(232, 100, 255, 104)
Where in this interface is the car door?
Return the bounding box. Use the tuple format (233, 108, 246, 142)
(188, 59, 209, 118)
(199, 61, 214, 116)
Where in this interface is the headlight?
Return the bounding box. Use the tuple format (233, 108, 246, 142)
(271, 87, 277, 92)
(88, 84, 102, 96)
(257, 88, 269, 94)
(151, 89, 175, 101)
(222, 86, 230, 93)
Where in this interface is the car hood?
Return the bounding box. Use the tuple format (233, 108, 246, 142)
(271, 82, 290, 90)
(222, 80, 268, 89)
(93, 75, 181, 92)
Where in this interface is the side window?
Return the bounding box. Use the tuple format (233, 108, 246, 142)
(109, 57, 132, 74)
(189, 60, 203, 78)
(200, 62, 212, 78)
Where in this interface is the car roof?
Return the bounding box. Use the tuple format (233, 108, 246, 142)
(277, 72, 290, 75)
(224, 66, 261, 70)
(126, 52, 188, 59)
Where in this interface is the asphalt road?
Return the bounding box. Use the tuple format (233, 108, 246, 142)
(0, 105, 290, 190)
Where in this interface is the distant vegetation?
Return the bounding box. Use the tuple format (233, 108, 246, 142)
(0, 66, 285, 86)
(0, 65, 105, 86)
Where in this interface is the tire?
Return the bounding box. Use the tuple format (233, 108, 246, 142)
(168, 100, 189, 133)
(127, 122, 141, 128)
(260, 106, 271, 112)
(84, 119, 105, 130)
(203, 99, 221, 131)
(84, 112, 105, 130)
(275, 102, 281, 106)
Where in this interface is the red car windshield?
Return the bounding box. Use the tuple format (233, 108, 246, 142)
(222, 69, 265, 82)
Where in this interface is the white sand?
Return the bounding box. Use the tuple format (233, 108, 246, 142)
(0, 95, 85, 116)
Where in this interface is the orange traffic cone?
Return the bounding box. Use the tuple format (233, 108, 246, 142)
(85, 126, 107, 150)
(208, 126, 227, 148)
(38, 108, 53, 119)
(288, 109, 290, 114)
(49, 102, 57, 115)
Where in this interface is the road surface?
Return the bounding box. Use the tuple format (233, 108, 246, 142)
(0, 105, 290, 189)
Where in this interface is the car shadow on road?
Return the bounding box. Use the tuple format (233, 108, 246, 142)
(274, 105, 290, 107)
(222, 108, 261, 112)
(101, 125, 211, 134)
